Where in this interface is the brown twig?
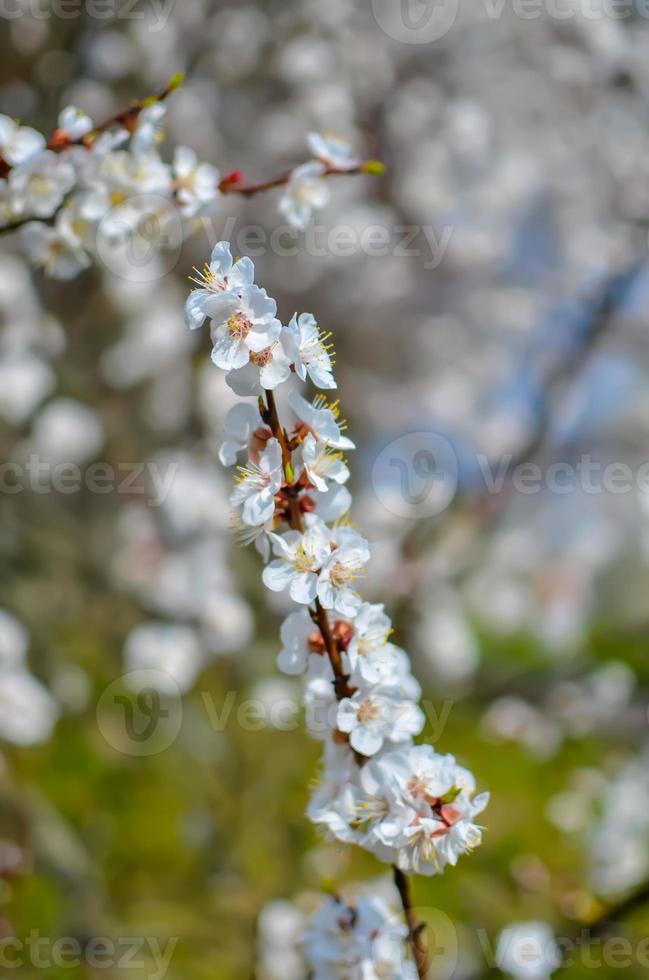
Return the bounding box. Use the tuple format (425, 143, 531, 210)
(222, 163, 368, 198)
(46, 73, 184, 152)
(0, 161, 376, 239)
(393, 866, 429, 980)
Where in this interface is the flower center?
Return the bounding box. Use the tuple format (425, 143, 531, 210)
(407, 776, 429, 800)
(250, 346, 273, 367)
(329, 560, 353, 589)
(357, 698, 380, 724)
(227, 312, 252, 340)
(293, 545, 315, 573)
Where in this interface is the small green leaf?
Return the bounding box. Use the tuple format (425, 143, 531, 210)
(440, 785, 461, 804)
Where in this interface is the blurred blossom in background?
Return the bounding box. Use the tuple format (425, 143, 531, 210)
(2, 1, 649, 977)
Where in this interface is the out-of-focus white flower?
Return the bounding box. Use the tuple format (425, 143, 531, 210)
(30, 398, 104, 464)
(200, 590, 253, 654)
(0, 609, 29, 669)
(124, 621, 204, 694)
(0, 352, 55, 424)
(0, 114, 45, 166)
(278, 161, 329, 230)
(495, 921, 561, 980)
(9, 151, 75, 218)
(589, 750, 649, 895)
(0, 609, 58, 746)
(130, 102, 166, 156)
(302, 893, 413, 980)
(172, 145, 220, 217)
(0, 670, 59, 746)
(307, 131, 359, 170)
(57, 106, 93, 140)
(21, 221, 90, 280)
(481, 697, 563, 761)
(257, 899, 305, 980)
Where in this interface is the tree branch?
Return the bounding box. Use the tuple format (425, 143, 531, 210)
(262, 387, 427, 980)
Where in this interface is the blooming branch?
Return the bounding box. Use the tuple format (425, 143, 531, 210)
(0, 87, 383, 277)
(188, 239, 489, 979)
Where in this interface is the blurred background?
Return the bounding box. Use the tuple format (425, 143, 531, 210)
(2, 0, 649, 977)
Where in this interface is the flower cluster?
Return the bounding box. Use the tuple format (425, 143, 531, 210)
(1, 86, 218, 278)
(301, 893, 416, 980)
(0, 89, 367, 279)
(189, 241, 488, 889)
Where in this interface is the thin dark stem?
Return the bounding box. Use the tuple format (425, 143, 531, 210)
(393, 866, 428, 980)
(263, 390, 348, 691)
(222, 163, 366, 198)
(46, 75, 182, 152)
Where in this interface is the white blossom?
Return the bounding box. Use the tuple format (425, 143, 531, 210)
(301, 433, 349, 493)
(346, 602, 393, 685)
(185, 240, 255, 330)
(302, 893, 414, 980)
(209, 286, 282, 372)
(317, 525, 370, 617)
(0, 114, 45, 166)
(219, 402, 266, 466)
(22, 220, 90, 280)
(337, 683, 424, 757)
(230, 437, 283, 527)
(307, 131, 359, 170)
(58, 106, 93, 140)
(278, 160, 329, 230)
(226, 334, 291, 394)
(285, 312, 336, 389)
(172, 145, 220, 217)
(10, 151, 75, 218)
(277, 609, 317, 675)
(263, 520, 332, 604)
(288, 389, 355, 450)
